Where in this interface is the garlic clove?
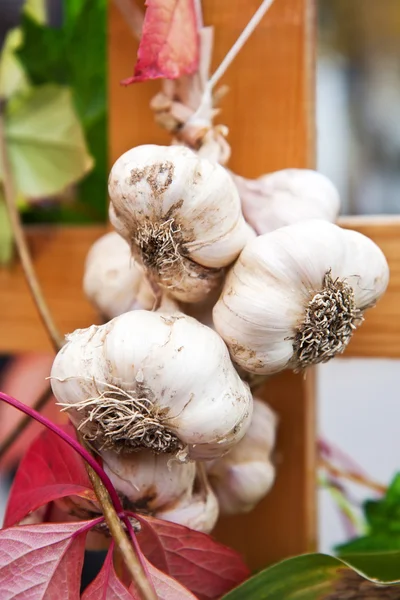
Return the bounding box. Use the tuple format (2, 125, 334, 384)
(213, 220, 389, 374)
(207, 399, 277, 515)
(101, 449, 196, 512)
(339, 228, 390, 309)
(157, 471, 219, 533)
(83, 231, 154, 319)
(50, 310, 253, 460)
(108, 144, 252, 303)
(210, 461, 275, 515)
(232, 169, 340, 234)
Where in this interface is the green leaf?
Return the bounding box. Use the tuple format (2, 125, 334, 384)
(16, 1, 107, 220)
(24, 0, 47, 24)
(336, 472, 400, 554)
(17, 1, 106, 126)
(0, 191, 13, 264)
(0, 29, 29, 100)
(1, 84, 93, 198)
(221, 552, 400, 600)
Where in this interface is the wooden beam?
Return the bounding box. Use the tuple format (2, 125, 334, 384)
(339, 217, 400, 358)
(1, 218, 397, 356)
(0, 226, 105, 354)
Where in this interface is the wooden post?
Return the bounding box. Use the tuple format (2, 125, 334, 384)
(109, 0, 317, 570)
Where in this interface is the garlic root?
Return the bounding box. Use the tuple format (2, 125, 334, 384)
(51, 310, 253, 460)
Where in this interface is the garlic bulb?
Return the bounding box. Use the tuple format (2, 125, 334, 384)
(108, 144, 254, 303)
(101, 449, 195, 512)
(158, 473, 219, 533)
(213, 220, 389, 374)
(50, 310, 253, 459)
(83, 231, 154, 319)
(232, 169, 340, 234)
(102, 447, 217, 533)
(207, 399, 276, 515)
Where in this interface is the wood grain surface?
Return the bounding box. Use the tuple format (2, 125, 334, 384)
(0, 226, 104, 354)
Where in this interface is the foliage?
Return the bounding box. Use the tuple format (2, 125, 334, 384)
(0, 0, 107, 227)
(336, 473, 400, 554)
(0, 409, 249, 599)
(2, 85, 93, 198)
(0, 191, 12, 264)
(123, 0, 199, 85)
(220, 552, 400, 599)
(16, 0, 107, 222)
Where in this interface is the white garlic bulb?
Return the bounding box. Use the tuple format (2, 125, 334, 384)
(213, 220, 389, 375)
(83, 231, 154, 319)
(101, 449, 196, 512)
(108, 144, 254, 303)
(232, 169, 340, 234)
(207, 399, 276, 515)
(158, 474, 219, 533)
(50, 310, 253, 460)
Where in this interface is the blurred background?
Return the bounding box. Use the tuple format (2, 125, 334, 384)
(0, 0, 399, 556)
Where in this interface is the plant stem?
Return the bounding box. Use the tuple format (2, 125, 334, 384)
(83, 448, 157, 600)
(0, 102, 64, 351)
(208, 0, 275, 89)
(0, 385, 53, 459)
(319, 457, 387, 495)
(0, 103, 156, 600)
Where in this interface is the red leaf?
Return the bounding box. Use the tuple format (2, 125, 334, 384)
(84, 545, 196, 600)
(137, 516, 250, 600)
(82, 546, 133, 600)
(4, 424, 97, 528)
(123, 0, 200, 85)
(140, 560, 198, 599)
(0, 521, 90, 599)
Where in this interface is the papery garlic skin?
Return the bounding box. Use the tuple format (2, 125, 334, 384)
(232, 169, 340, 234)
(83, 232, 154, 319)
(213, 220, 389, 375)
(207, 399, 276, 515)
(158, 478, 219, 534)
(108, 144, 253, 303)
(50, 310, 253, 460)
(102, 450, 196, 512)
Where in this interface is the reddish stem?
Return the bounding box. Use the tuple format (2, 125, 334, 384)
(0, 391, 124, 514)
(123, 514, 157, 597)
(72, 516, 106, 538)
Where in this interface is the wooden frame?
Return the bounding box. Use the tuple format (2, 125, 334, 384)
(2, 0, 397, 572)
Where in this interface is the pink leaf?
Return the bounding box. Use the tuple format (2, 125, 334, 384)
(0, 521, 91, 600)
(137, 516, 250, 600)
(4, 425, 97, 528)
(140, 560, 198, 599)
(82, 546, 134, 600)
(123, 0, 200, 85)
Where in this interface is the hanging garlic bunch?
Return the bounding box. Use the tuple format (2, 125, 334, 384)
(213, 220, 389, 375)
(232, 169, 340, 234)
(207, 398, 277, 515)
(108, 144, 254, 303)
(83, 231, 154, 319)
(50, 310, 253, 460)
